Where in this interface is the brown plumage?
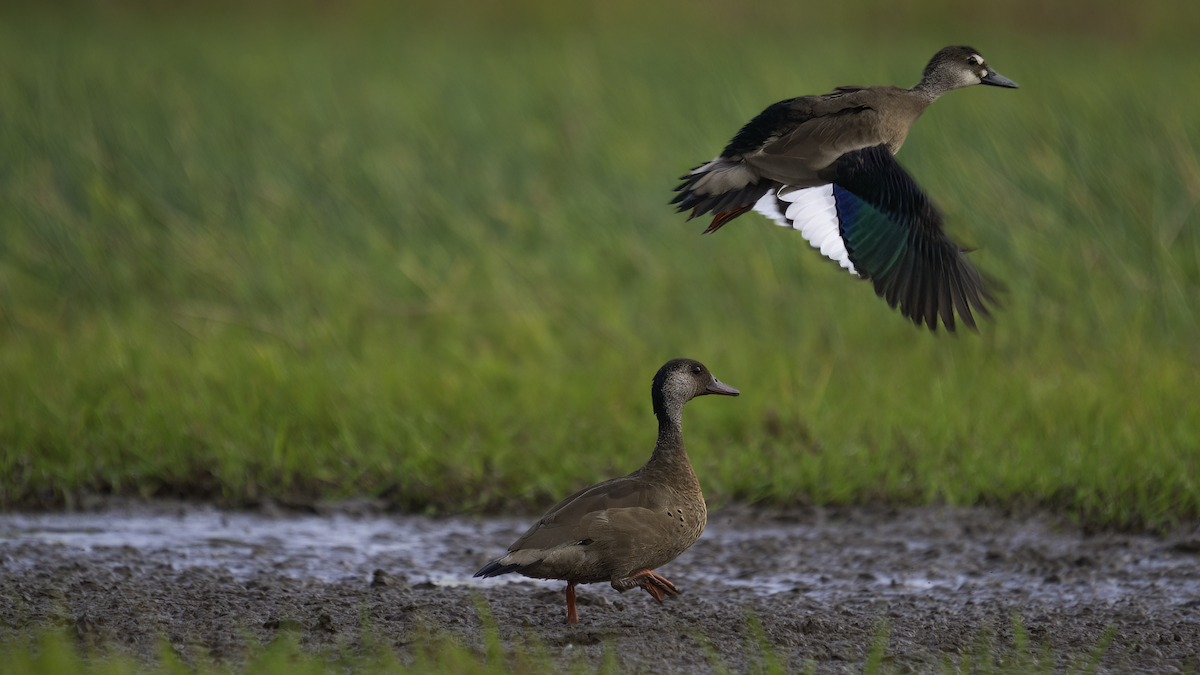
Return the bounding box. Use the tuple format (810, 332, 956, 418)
(474, 358, 739, 624)
(672, 46, 1019, 332)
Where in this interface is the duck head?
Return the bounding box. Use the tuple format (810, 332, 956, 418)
(920, 45, 1019, 93)
(652, 358, 739, 418)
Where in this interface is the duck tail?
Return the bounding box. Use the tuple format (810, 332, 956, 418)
(473, 560, 523, 578)
(671, 159, 775, 233)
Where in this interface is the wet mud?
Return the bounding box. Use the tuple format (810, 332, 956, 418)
(1, 501, 1198, 673)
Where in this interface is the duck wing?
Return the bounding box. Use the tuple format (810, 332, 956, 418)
(474, 475, 678, 580)
(508, 475, 672, 552)
(755, 144, 995, 331)
(744, 90, 887, 185)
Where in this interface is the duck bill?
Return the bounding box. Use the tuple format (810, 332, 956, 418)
(705, 380, 740, 396)
(981, 70, 1018, 88)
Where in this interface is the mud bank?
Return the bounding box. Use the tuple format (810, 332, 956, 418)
(1, 502, 1198, 673)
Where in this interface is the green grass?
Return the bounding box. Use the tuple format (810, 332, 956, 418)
(0, 610, 1118, 675)
(1, 1, 1199, 527)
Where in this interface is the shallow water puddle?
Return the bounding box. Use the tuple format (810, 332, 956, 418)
(0, 506, 539, 587)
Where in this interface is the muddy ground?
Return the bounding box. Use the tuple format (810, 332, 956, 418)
(1, 500, 1198, 673)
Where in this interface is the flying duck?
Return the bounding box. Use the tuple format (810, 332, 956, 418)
(474, 358, 739, 624)
(672, 45, 1018, 332)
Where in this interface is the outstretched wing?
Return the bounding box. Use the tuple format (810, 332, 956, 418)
(756, 144, 996, 332)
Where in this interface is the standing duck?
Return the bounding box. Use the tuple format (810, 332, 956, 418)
(474, 358, 739, 624)
(672, 46, 1018, 332)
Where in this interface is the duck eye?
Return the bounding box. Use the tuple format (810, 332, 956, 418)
(692, 366, 702, 374)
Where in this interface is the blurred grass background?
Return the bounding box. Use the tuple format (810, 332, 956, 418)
(1, 0, 1197, 528)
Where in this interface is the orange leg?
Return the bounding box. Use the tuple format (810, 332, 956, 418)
(565, 581, 579, 624)
(703, 204, 754, 233)
(613, 569, 681, 604)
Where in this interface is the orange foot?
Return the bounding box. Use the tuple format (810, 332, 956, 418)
(611, 569, 681, 603)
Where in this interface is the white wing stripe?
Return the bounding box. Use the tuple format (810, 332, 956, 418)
(751, 191, 790, 228)
(753, 186, 857, 275)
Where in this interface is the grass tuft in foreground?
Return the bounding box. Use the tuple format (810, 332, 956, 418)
(0, 610, 1118, 675)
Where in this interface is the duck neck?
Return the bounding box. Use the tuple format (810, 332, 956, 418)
(643, 401, 696, 485)
(906, 82, 943, 106)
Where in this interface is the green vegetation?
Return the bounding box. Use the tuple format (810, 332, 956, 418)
(1, 1, 1198, 527)
(0, 610, 1117, 675)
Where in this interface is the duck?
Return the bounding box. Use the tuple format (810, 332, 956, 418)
(672, 45, 1018, 332)
(474, 358, 739, 624)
